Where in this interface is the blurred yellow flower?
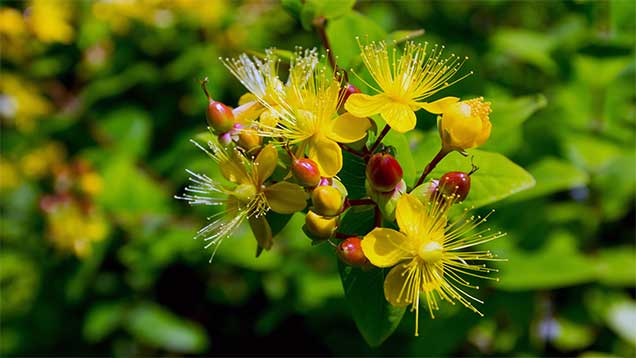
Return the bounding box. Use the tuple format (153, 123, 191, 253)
(0, 8, 26, 36)
(436, 97, 492, 150)
(361, 193, 505, 336)
(27, 0, 74, 44)
(45, 199, 108, 258)
(346, 40, 469, 133)
(0, 74, 52, 132)
(19, 142, 65, 179)
(0, 157, 20, 190)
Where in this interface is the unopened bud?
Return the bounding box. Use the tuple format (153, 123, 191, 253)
(303, 210, 337, 239)
(207, 101, 235, 133)
(311, 185, 343, 217)
(366, 153, 403, 193)
(337, 237, 369, 267)
(292, 158, 321, 187)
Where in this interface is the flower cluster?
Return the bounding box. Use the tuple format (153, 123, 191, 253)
(178, 39, 503, 335)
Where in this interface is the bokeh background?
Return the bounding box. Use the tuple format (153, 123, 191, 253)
(1, 0, 634, 356)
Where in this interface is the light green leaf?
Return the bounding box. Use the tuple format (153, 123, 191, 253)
(125, 303, 209, 353)
(595, 247, 636, 287)
(511, 157, 589, 201)
(338, 262, 405, 347)
(98, 107, 151, 158)
(307, 0, 356, 20)
(326, 11, 386, 69)
(497, 232, 598, 290)
(607, 300, 636, 347)
(491, 29, 557, 74)
(385, 29, 425, 44)
(83, 301, 126, 343)
(552, 318, 595, 351)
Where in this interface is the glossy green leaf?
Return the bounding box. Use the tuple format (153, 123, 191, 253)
(125, 303, 209, 353)
(338, 262, 405, 347)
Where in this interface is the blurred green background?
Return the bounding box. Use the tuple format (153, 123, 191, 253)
(1, 0, 634, 356)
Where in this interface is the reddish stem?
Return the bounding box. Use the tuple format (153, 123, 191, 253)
(413, 147, 451, 189)
(369, 125, 391, 154)
(339, 143, 366, 158)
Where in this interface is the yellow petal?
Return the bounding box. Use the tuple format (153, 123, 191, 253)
(384, 262, 413, 307)
(248, 215, 272, 251)
(396, 194, 425, 238)
(233, 101, 263, 124)
(419, 96, 460, 114)
(344, 93, 390, 118)
(328, 113, 371, 144)
(361, 228, 411, 268)
(474, 118, 492, 147)
(255, 144, 278, 184)
(381, 103, 417, 133)
(259, 108, 279, 129)
(220, 154, 250, 184)
(264, 181, 308, 214)
(238, 93, 257, 106)
(308, 136, 342, 177)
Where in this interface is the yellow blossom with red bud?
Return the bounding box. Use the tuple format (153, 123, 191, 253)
(435, 97, 492, 151)
(345, 40, 470, 133)
(224, 48, 371, 177)
(361, 193, 505, 336)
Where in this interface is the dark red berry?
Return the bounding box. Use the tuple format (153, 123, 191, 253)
(292, 158, 321, 187)
(437, 171, 471, 201)
(207, 101, 235, 133)
(337, 237, 368, 266)
(366, 153, 403, 193)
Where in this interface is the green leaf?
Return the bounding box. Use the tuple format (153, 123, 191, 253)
(125, 303, 209, 353)
(338, 151, 367, 199)
(595, 247, 636, 287)
(606, 300, 636, 347)
(385, 29, 425, 44)
(491, 29, 557, 74)
(510, 157, 589, 201)
(338, 205, 376, 236)
(307, 0, 356, 20)
(565, 134, 622, 172)
(497, 232, 598, 291)
(552, 318, 596, 352)
(338, 262, 405, 347)
(98, 155, 169, 217)
(97, 107, 151, 158)
(429, 150, 536, 209)
(83, 301, 126, 343)
(326, 11, 386, 69)
(482, 94, 547, 152)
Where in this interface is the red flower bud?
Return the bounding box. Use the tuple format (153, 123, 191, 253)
(337, 237, 368, 267)
(207, 101, 235, 133)
(292, 157, 321, 187)
(341, 84, 361, 105)
(365, 153, 403, 193)
(437, 171, 471, 202)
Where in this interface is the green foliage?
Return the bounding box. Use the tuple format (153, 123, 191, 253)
(1, 0, 634, 356)
(338, 263, 405, 347)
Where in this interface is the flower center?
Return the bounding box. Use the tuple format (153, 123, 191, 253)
(418, 241, 443, 263)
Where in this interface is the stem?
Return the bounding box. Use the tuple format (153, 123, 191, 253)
(374, 205, 382, 227)
(339, 143, 366, 158)
(413, 147, 451, 189)
(369, 125, 391, 154)
(199, 77, 211, 101)
(314, 16, 337, 71)
(347, 198, 375, 206)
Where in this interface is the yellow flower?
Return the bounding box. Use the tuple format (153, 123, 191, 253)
(436, 97, 492, 150)
(224, 49, 371, 177)
(46, 199, 108, 258)
(27, 0, 74, 44)
(361, 193, 505, 336)
(177, 140, 307, 259)
(0, 74, 52, 132)
(345, 40, 469, 133)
